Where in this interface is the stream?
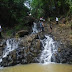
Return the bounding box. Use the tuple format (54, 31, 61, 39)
(0, 64, 72, 72)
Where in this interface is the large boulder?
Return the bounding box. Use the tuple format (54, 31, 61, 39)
(19, 34, 39, 47)
(16, 30, 29, 37)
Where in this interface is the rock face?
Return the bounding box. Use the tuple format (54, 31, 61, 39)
(0, 34, 41, 67)
(0, 39, 5, 57)
(55, 44, 72, 64)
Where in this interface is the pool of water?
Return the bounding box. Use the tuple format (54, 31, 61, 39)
(0, 63, 72, 72)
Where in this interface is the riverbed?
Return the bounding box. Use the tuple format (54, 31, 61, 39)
(0, 63, 72, 72)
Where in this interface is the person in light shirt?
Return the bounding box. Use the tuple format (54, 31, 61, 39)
(56, 17, 58, 24)
(40, 17, 45, 21)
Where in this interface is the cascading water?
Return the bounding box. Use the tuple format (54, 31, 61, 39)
(32, 22, 38, 34)
(3, 38, 19, 58)
(32, 22, 58, 64)
(40, 35, 58, 64)
(0, 22, 38, 63)
(0, 38, 19, 63)
(0, 21, 58, 66)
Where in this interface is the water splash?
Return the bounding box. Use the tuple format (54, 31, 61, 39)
(40, 35, 58, 64)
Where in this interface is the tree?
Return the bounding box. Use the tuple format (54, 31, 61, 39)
(0, 0, 29, 27)
(31, 0, 70, 18)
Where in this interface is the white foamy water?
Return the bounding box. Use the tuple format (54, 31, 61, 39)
(0, 59, 2, 62)
(2, 39, 19, 58)
(32, 22, 38, 34)
(40, 35, 58, 64)
(24, 1, 30, 9)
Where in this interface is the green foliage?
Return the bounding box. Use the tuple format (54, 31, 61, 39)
(31, 0, 70, 18)
(6, 29, 13, 36)
(0, 0, 29, 27)
(14, 23, 28, 31)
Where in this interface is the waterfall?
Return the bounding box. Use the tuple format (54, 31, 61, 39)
(32, 22, 58, 64)
(40, 35, 58, 64)
(32, 22, 38, 34)
(2, 38, 19, 58)
(0, 22, 38, 63)
(24, 1, 31, 9)
(0, 38, 19, 63)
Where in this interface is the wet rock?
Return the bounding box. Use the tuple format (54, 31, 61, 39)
(38, 32, 45, 39)
(60, 59, 67, 63)
(0, 39, 6, 56)
(20, 34, 39, 47)
(55, 45, 72, 64)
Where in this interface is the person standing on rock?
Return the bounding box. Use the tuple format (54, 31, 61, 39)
(42, 20, 44, 32)
(40, 20, 43, 31)
(56, 17, 58, 24)
(40, 20, 44, 32)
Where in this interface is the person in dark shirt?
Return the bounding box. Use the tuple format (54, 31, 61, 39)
(40, 20, 44, 32)
(40, 20, 43, 31)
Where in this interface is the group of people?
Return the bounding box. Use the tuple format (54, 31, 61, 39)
(38, 16, 59, 33)
(0, 17, 58, 37)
